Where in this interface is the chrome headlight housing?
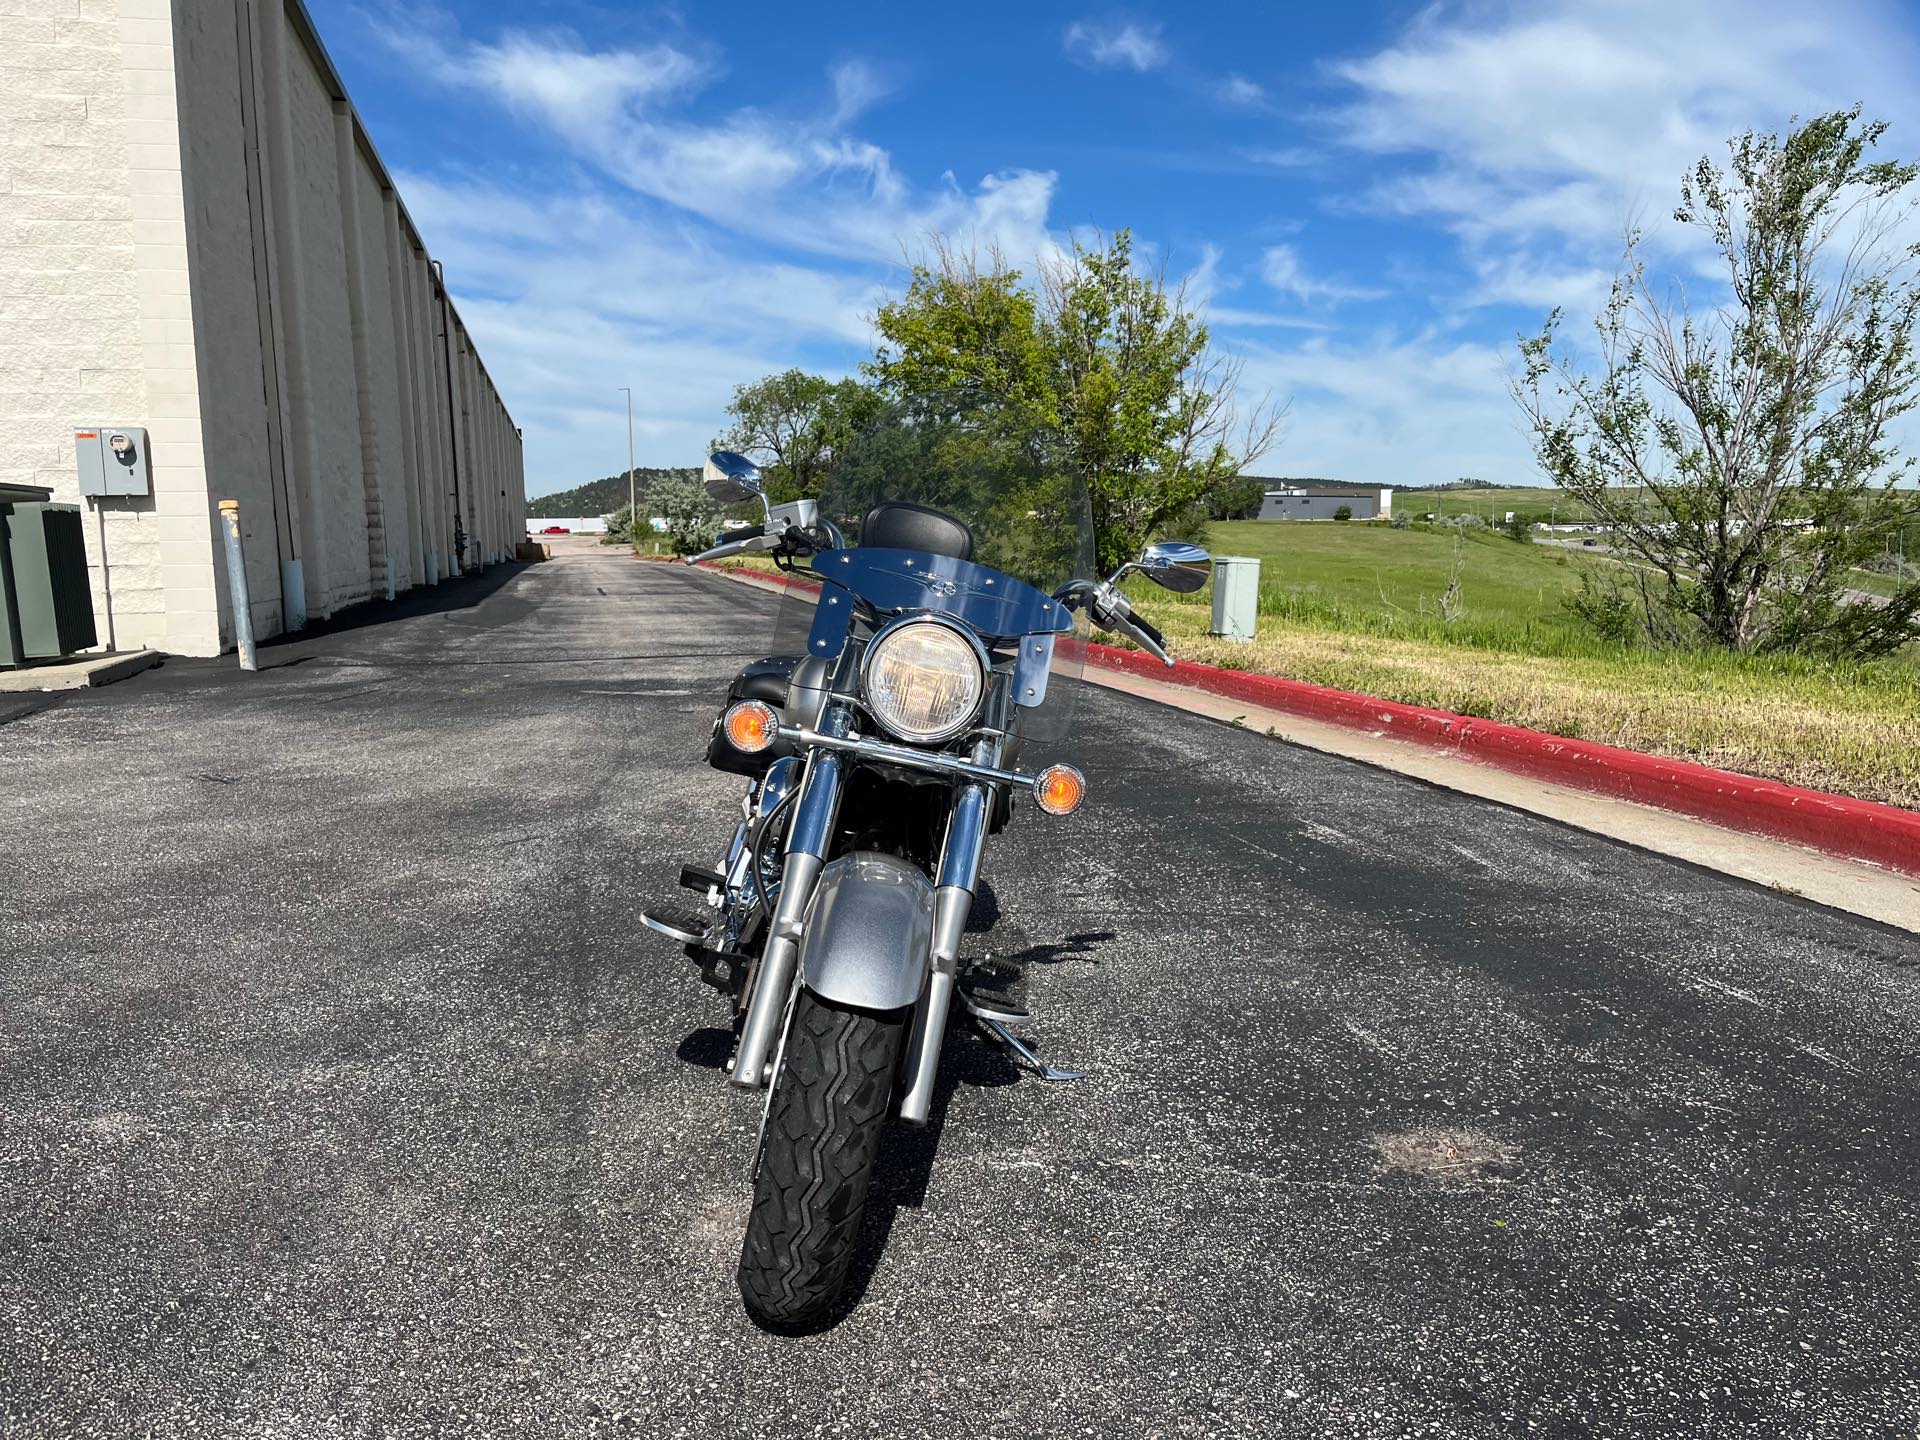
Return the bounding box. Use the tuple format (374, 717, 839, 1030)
(861, 617, 987, 744)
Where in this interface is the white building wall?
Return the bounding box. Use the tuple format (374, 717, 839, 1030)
(174, 0, 284, 641)
(1, 0, 523, 658)
(2, 0, 221, 655)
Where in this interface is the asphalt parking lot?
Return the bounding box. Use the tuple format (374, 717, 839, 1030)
(3, 539, 1917, 1438)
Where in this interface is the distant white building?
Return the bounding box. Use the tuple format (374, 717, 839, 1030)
(1256, 485, 1393, 521)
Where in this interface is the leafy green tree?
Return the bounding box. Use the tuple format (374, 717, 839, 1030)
(869, 232, 1282, 573)
(1207, 474, 1268, 520)
(1334, 504, 1353, 522)
(645, 471, 724, 555)
(1515, 108, 1920, 658)
(715, 370, 883, 503)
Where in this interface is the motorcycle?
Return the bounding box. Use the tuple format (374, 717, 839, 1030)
(641, 397, 1212, 1330)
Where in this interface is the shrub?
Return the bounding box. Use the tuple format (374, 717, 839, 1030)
(1334, 504, 1353, 522)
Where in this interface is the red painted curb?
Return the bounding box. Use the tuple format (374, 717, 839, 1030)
(651, 551, 1919, 876)
(1085, 643, 1920, 878)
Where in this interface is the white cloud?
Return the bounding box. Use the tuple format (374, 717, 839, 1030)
(394, 171, 889, 486)
(828, 59, 892, 129)
(1326, 0, 1920, 288)
(1260, 244, 1386, 304)
(1063, 18, 1168, 73)
(378, 17, 1061, 269)
(381, 21, 709, 136)
(1220, 74, 1265, 107)
(1235, 331, 1536, 485)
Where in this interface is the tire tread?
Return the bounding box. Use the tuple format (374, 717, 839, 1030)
(737, 991, 902, 1328)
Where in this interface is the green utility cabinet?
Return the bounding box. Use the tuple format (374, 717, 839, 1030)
(1, 489, 97, 668)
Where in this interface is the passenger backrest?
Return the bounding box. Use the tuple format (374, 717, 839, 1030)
(859, 501, 974, 561)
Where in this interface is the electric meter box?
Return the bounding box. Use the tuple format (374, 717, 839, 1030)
(75, 425, 151, 498)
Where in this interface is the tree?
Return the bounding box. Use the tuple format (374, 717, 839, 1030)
(1207, 473, 1268, 520)
(645, 470, 723, 556)
(1334, 504, 1353, 522)
(714, 370, 883, 503)
(869, 232, 1283, 573)
(1514, 108, 1920, 659)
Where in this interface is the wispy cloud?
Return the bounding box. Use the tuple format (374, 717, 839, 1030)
(1325, 0, 1920, 295)
(376, 16, 1060, 267)
(1219, 74, 1265, 107)
(1260, 244, 1386, 304)
(1063, 18, 1169, 72)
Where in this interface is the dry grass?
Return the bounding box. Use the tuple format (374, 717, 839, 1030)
(1135, 603, 1920, 810)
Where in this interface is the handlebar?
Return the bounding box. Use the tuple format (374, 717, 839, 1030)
(685, 526, 771, 566)
(1054, 580, 1176, 667)
(1120, 611, 1173, 667)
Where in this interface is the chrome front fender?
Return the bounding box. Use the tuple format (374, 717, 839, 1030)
(798, 852, 934, 1013)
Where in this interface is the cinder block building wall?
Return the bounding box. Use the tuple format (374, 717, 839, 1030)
(1, 0, 524, 658)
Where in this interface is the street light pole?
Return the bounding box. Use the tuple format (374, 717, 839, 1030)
(618, 386, 636, 546)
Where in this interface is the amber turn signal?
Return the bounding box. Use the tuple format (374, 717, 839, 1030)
(1032, 764, 1086, 817)
(724, 700, 779, 753)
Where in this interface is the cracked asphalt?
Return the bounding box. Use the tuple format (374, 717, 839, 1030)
(3, 538, 1917, 1439)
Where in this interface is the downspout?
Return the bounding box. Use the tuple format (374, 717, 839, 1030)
(431, 259, 466, 572)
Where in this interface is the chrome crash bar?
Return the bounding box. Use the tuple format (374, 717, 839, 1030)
(776, 724, 1045, 796)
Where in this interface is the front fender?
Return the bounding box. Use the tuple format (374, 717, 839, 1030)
(798, 852, 933, 1012)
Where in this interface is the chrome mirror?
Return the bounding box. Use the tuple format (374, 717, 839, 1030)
(702, 450, 764, 505)
(1128, 540, 1213, 594)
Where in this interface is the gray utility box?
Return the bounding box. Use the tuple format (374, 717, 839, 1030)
(1, 486, 97, 667)
(75, 424, 151, 497)
(1209, 555, 1261, 641)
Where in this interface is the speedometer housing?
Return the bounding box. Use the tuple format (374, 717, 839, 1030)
(859, 615, 989, 745)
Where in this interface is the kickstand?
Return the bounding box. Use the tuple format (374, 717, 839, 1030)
(979, 1018, 1087, 1082)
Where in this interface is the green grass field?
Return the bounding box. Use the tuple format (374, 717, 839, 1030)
(1203, 519, 1593, 640)
(1119, 518, 1920, 808)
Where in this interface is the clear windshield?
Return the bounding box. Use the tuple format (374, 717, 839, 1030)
(768, 392, 1095, 745)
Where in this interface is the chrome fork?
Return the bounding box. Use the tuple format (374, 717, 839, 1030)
(897, 737, 998, 1125)
(728, 711, 849, 1089)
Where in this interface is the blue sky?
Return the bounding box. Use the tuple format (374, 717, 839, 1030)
(315, 0, 1920, 495)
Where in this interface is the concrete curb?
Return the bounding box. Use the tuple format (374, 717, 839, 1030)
(1083, 643, 1920, 879)
(648, 553, 1920, 880)
(0, 648, 160, 692)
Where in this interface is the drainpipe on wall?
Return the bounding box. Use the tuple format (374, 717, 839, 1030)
(431, 260, 466, 574)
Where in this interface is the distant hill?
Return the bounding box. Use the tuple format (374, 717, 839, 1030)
(1242, 476, 1398, 497)
(526, 467, 700, 516)
(1246, 476, 1553, 493)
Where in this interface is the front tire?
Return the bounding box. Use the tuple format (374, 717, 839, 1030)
(737, 989, 905, 1330)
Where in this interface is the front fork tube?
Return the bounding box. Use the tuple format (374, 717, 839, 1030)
(728, 747, 843, 1089)
(897, 780, 989, 1125)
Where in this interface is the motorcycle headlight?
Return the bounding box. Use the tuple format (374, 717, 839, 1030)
(861, 618, 986, 743)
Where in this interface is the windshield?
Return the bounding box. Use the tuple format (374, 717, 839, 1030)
(767, 393, 1095, 745)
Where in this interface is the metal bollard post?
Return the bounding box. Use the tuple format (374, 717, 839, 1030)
(1209, 555, 1261, 641)
(217, 500, 257, 672)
